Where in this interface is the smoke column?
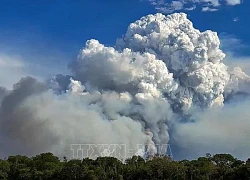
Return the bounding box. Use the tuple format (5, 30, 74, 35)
(0, 13, 250, 160)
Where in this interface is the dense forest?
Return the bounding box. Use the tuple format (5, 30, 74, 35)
(0, 152, 249, 180)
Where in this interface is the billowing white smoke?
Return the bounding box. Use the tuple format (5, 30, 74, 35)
(0, 13, 250, 160)
(116, 13, 230, 109)
(144, 128, 157, 157)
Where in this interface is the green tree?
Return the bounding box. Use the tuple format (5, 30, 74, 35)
(0, 159, 10, 180)
(7, 155, 32, 180)
(30, 152, 61, 180)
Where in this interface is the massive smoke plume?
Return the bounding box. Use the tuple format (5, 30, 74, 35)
(0, 13, 249, 160)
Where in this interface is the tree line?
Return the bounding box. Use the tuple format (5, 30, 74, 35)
(0, 152, 249, 179)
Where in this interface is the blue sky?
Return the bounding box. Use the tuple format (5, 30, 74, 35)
(0, 0, 249, 88)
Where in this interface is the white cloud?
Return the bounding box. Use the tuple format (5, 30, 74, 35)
(185, 5, 196, 10)
(225, 0, 241, 5)
(202, 6, 218, 11)
(233, 17, 239, 22)
(200, 0, 220, 7)
(145, 0, 242, 13)
(154, 0, 184, 13)
(171, 1, 184, 9)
